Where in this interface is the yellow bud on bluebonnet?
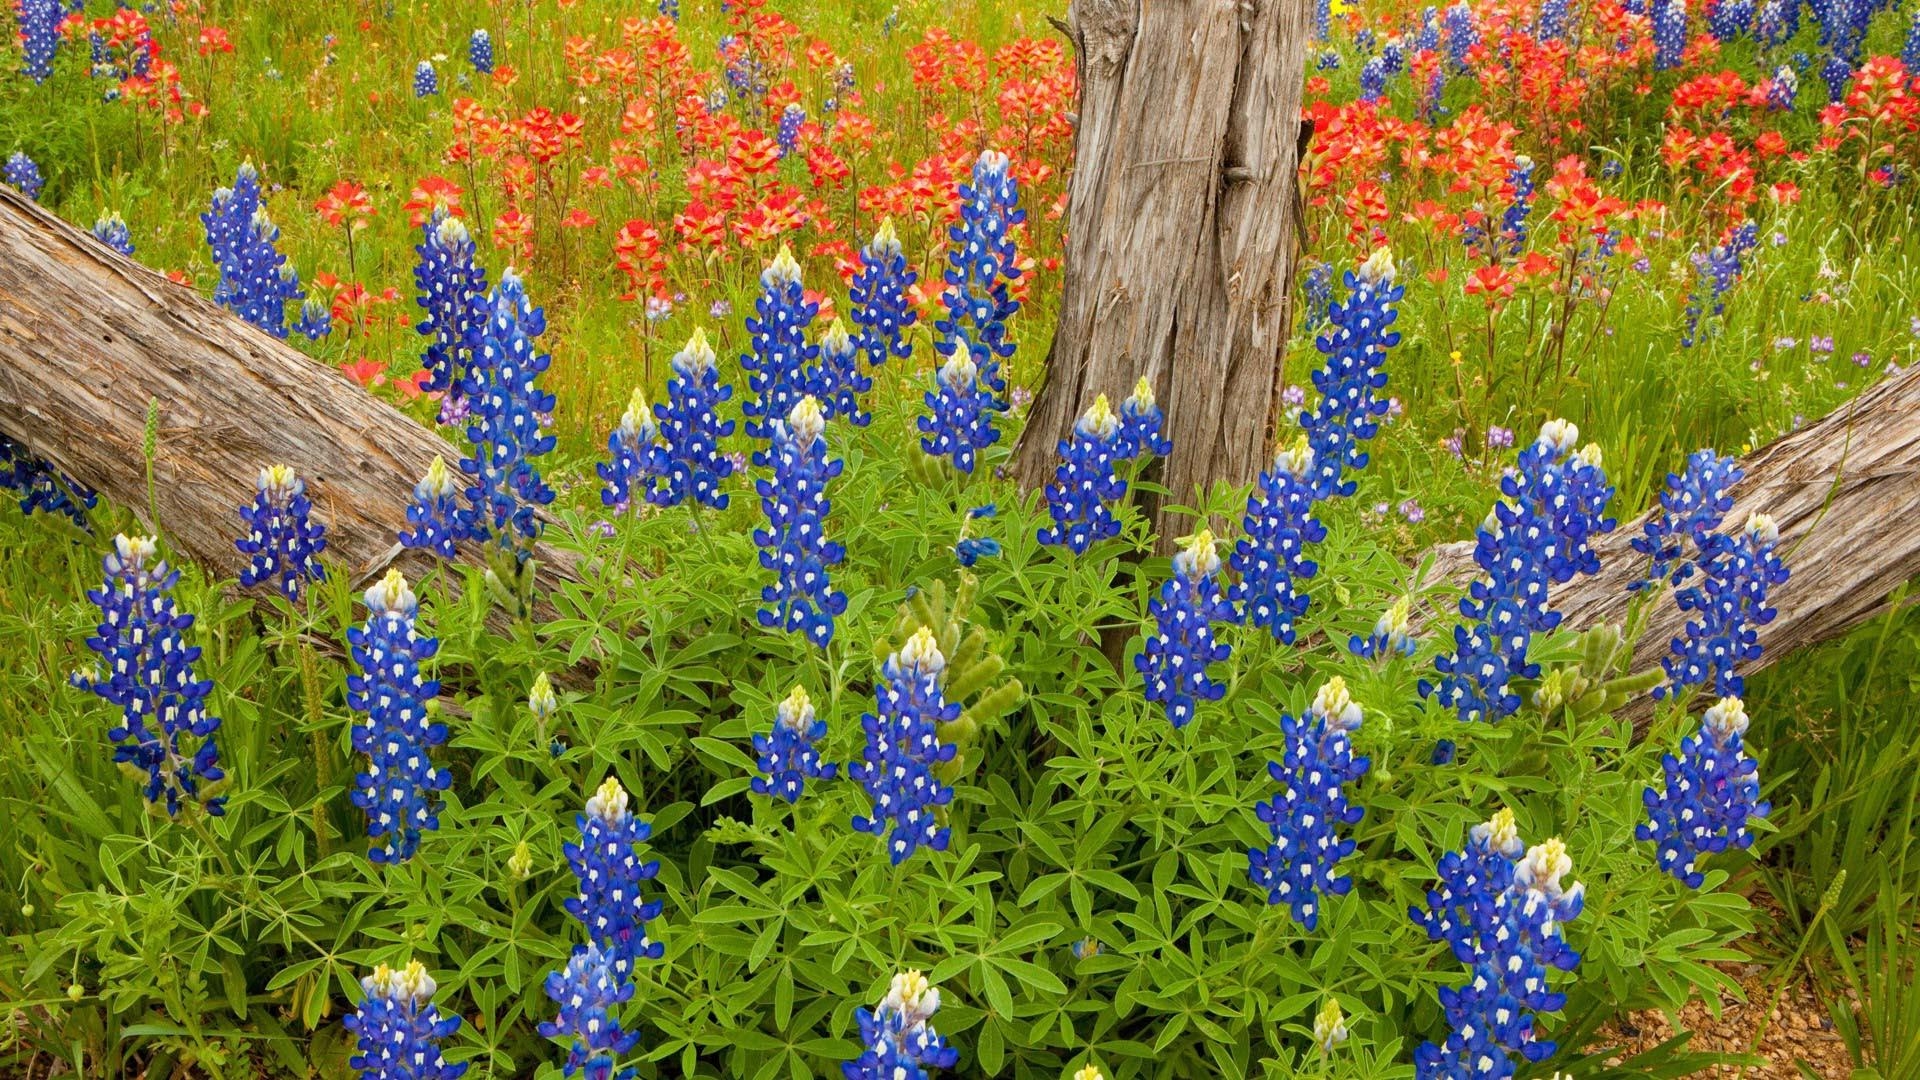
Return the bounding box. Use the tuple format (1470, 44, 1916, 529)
(529, 672, 558, 724)
(1314, 997, 1350, 1053)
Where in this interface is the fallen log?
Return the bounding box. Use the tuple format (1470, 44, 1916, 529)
(0, 185, 580, 599)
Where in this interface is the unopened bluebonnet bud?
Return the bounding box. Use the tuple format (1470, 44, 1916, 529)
(1314, 998, 1350, 1054)
(529, 672, 558, 726)
(236, 464, 328, 601)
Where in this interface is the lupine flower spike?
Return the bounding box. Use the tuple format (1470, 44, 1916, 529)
(413, 210, 491, 424)
(1248, 678, 1371, 928)
(919, 353, 999, 473)
(741, 246, 820, 453)
(72, 535, 227, 816)
(752, 685, 838, 803)
(807, 318, 872, 427)
(653, 328, 736, 510)
(850, 628, 959, 864)
(539, 943, 639, 1080)
(413, 59, 439, 97)
(1137, 530, 1239, 728)
(346, 570, 451, 864)
(1352, 596, 1417, 659)
(1314, 998, 1351, 1055)
(1639, 696, 1770, 887)
(1037, 395, 1129, 554)
(400, 455, 479, 558)
(562, 777, 665, 978)
(1117, 377, 1172, 459)
(842, 971, 961, 1079)
(467, 29, 494, 74)
(203, 163, 305, 338)
(849, 218, 917, 370)
(236, 464, 327, 601)
(754, 396, 848, 646)
(16, 0, 63, 83)
(935, 149, 1024, 408)
(1658, 512, 1789, 699)
(1232, 437, 1327, 645)
(459, 269, 557, 547)
(92, 212, 135, 256)
(3, 151, 43, 200)
(1303, 248, 1399, 501)
(1631, 449, 1742, 591)
(0, 433, 98, 527)
(953, 503, 1001, 566)
(343, 961, 467, 1080)
(598, 387, 668, 515)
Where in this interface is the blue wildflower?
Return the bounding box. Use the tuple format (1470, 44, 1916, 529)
(413, 210, 491, 422)
(1757, 0, 1799, 44)
(1639, 696, 1770, 887)
(1304, 249, 1399, 500)
(1537, 0, 1571, 38)
(1359, 56, 1389, 102)
(1818, 52, 1852, 104)
(72, 535, 227, 817)
(0, 432, 97, 527)
(235, 464, 327, 601)
(598, 388, 669, 515)
(1248, 678, 1371, 929)
(1764, 65, 1798, 111)
(1231, 438, 1327, 645)
(741, 246, 821, 451)
(343, 961, 467, 1080)
(653, 329, 736, 510)
(1708, 0, 1753, 40)
(294, 297, 332, 340)
(1653, 0, 1688, 70)
(843, 972, 961, 1080)
(934, 149, 1023, 408)
(4, 151, 41, 200)
(1906, 8, 1920, 71)
(806, 318, 873, 427)
(850, 628, 959, 864)
(539, 944, 640, 1080)
(1301, 261, 1335, 331)
(953, 504, 1000, 566)
(92, 211, 135, 256)
(1658, 512, 1789, 699)
(754, 397, 848, 647)
(1137, 531, 1238, 728)
(1631, 448, 1742, 590)
(1351, 596, 1417, 659)
(919, 353, 999, 474)
(17, 0, 62, 82)
(1117, 377, 1172, 459)
(346, 570, 451, 864)
(400, 455, 480, 559)
(850, 219, 918, 370)
(776, 102, 806, 157)
(414, 60, 438, 97)
(1038, 395, 1129, 554)
(752, 685, 838, 803)
(459, 269, 557, 546)
(468, 29, 494, 74)
(562, 777, 665, 978)
(1443, 1, 1479, 70)
(202, 164, 304, 338)
(1681, 221, 1759, 348)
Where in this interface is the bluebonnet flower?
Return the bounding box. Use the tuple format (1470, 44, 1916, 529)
(1536, 0, 1571, 39)
(1658, 512, 1790, 699)
(659, 0, 679, 18)
(1498, 156, 1537, 258)
(1416, 6, 1441, 52)
(1765, 65, 1798, 111)
(17, 0, 63, 82)
(459, 269, 557, 546)
(343, 961, 467, 1080)
(468, 29, 493, 74)
(1355, 27, 1378, 54)
(1443, 2, 1479, 70)
(1906, 7, 1920, 72)
(1411, 810, 1586, 1078)
(1653, 0, 1689, 70)
(1304, 248, 1400, 500)
(1431, 739, 1458, 765)
(414, 210, 491, 422)
(850, 628, 959, 864)
(1231, 438, 1327, 645)
(235, 465, 327, 601)
(540, 943, 640, 1080)
(346, 570, 451, 864)
(1117, 377, 1172, 459)
(92, 211, 135, 256)
(562, 777, 665, 978)
(935, 150, 1024, 407)
(1709, 0, 1753, 39)
(1137, 531, 1238, 728)
(1423, 422, 1616, 722)
(1315, 48, 1343, 71)
(654, 329, 735, 509)
(776, 102, 806, 157)
(414, 60, 438, 97)
(400, 456, 479, 558)
(1381, 34, 1408, 74)
(1631, 449, 1742, 590)
(850, 219, 917, 370)
(1248, 678, 1371, 929)
(1301, 262, 1335, 331)
(1359, 56, 1389, 102)
(753, 685, 838, 803)
(919, 353, 999, 473)
(294, 297, 332, 340)
(843, 972, 961, 1080)
(741, 246, 820, 451)
(202, 164, 304, 338)
(1756, 0, 1799, 44)
(598, 388, 669, 515)
(1313, 0, 1333, 39)
(72, 535, 227, 816)
(1640, 696, 1770, 887)
(3, 151, 42, 200)
(1038, 396, 1129, 554)
(0, 432, 97, 527)
(953, 504, 1001, 566)
(754, 397, 848, 647)
(1809, 0, 1870, 64)
(806, 318, 872, 427)
(1352, 596, 1417, 659)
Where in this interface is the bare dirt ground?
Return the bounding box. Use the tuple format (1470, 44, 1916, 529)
(1608, 963, 1855, 1078)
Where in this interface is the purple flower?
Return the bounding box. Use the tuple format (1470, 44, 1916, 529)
(1486, 424, 1514, 449)
(1399, 498, 1425, 523)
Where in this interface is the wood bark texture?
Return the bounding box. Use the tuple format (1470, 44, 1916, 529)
(0, 186, 579, 594)
(1013, 0, 1312, 547)
(1417, 362, 1920, 703)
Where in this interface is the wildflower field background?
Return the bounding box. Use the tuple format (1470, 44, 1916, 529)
(3, 0, 1920, 1076)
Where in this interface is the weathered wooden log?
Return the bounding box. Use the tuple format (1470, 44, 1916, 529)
(1418, 363, 1920, 703)
(1012, 0, 1313, 548)
(0, 185, 579, 598)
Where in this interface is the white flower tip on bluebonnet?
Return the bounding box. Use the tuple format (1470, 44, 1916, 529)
(1744, 512, 1779, 545)
(1125, 376, 1156, 413)
(415, 59, 435, 74)
(1703, 695, 1750, 740)
(866, 217, 903, 259)
(1274, 434, 1315, 478)
(1514, 836, 1579, 902)
(1357, 246, 1397, 285)
(95, 210, 124, 231)
(1537, 418, 1580, 456)
(763, 244, 803, 289)
(259, 463, 301, 503)
(898, 626, 947, 677)
(1175, 529, 1222, 578)
(585, 775, 632, 825)
(1313, 997, 1350, 1054)
(975, 148, 1011, 178)
(938, 353, 979, 391)
(1575, 442, 1604, 469)
(618, 387, 655, 441)
(788, 395, 827, 444)
(498, 265, 524, 293)
(365, 568, 416, 616)
(416, 455, 460, 500)
(1075, 1067, 1106, 1080)
(529, 672, 558, 723)
(1472, 806, 1524, 858)
(237, 160, 259, 184)
(1077, 394, 1119, 440)
(777, 685, 814, 730)
(363, 959, 436, 1004)
(821, 317, 853, 355)
(434, 212, 471, 247)
(114, 534, 159, 569)
(676, 327, 718, 374)
(882, 970, 940, 1027)
(1311, 676, 1364, 732)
